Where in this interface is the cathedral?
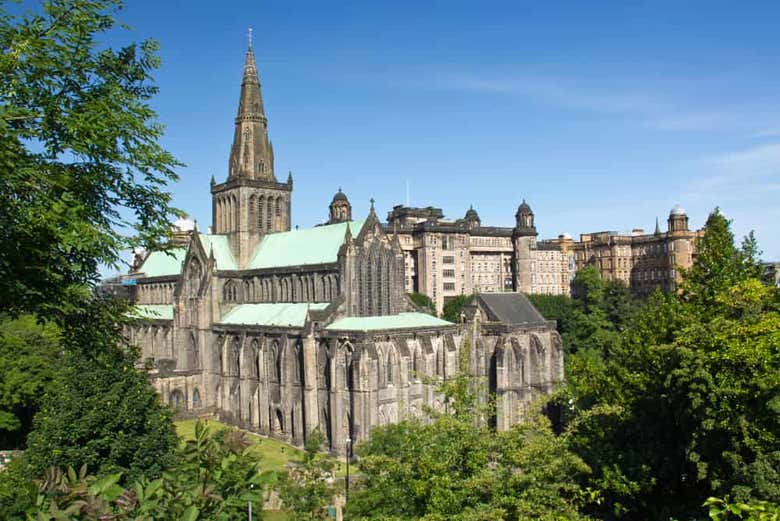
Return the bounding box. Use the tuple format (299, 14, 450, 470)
(125, 42, 563, 453)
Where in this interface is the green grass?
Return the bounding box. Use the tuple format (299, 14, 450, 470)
(263, 511, 291, 521)
(175, 419, 304, 474)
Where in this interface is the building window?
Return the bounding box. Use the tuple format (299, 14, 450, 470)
(443, 256, 455, 264)
(443, 269, 455, 278)
(443, 283, 455, 291)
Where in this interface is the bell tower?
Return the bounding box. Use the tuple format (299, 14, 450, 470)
(211, 31, 292, 266)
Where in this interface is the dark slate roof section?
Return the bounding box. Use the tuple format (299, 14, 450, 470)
(478, 293, 547, 326)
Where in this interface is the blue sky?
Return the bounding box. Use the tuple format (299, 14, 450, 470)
(104, 0, 779, 260)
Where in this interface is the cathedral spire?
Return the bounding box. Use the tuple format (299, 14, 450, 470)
(227, 34, 274, 181)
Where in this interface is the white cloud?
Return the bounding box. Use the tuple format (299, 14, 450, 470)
(430, 73, 767, 133)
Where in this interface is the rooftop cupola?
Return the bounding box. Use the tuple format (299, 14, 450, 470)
(668, 204, 689, 233)
(328, 187, 352, 224)
(514, 199, 537, 236)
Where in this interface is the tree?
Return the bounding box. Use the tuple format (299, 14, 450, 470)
(527, 293, 575, 332)
(278, 429, 336, 520)
(0, 315, 60, 449)
(25, 297, 178, 485)
(2, 421, 266, 520)
(407, 292, 437, 316)
(346, 376, 593, 520)
(0, 0, 180, 321)
(564, 210, 780, 519)
(681, 209, 763, 310)
(441, 294, 474, 323)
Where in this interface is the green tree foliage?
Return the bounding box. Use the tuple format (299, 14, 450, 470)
(25, 297, 178, 485)
(277, 429, 336, 520)
(441, 294, 475, 323)
(0, 315, 60, 449)
(407, 292, 436, 315)
(346, 376, 593, 520)
(527, 293, 575, 332)
(0, 0, 180, 320)
(705, 496, 780, 520)
(1, 421, 265, 520)
(565, 210, 780, 519)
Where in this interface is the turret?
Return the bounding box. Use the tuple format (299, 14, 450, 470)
(512, 199, 538, 293)
(328, 188, 352, 224)
(668, 204, 689, 233)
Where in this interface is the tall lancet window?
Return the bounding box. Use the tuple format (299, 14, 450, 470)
(266, 197, 273, 231)
(258, 196, 264, 232)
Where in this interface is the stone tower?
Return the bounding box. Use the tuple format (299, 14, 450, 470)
(512, 199, 537, 293)
(328, 188, 352, 224)
(211, 39, 292, 266)
(667, 204, 689, 233)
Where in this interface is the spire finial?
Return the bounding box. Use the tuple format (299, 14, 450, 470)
(370, 197, 375, 209)
(247, 27, 253, 50)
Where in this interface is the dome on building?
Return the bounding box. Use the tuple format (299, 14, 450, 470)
(464, 205, 480, 221)
(332, 188, 349, 203)
(516, 199, 533, 215)
(670, 204, 687, 216)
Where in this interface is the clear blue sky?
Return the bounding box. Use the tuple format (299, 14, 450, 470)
(107, 0, 779, 259)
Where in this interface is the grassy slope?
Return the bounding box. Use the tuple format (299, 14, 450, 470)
(175, 419, 304, 474)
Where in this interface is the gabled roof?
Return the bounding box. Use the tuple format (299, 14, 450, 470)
(136, 249, 187, 277)
(325, 312, 453, 332)
(219, 303, 329, 328)
(199, 234, 238, 270)
(129, 304, 174, 321)
(477, 293, 547, 326)
(248, 220, 365, 269)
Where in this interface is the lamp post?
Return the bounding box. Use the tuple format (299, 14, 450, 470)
(248, 483, 254, 521)
(345, 437, 352, 503)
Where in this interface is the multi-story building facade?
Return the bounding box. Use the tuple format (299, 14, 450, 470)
(571, 206, 702, 296)
(386, 203, 538, 312)
(388, 202, 702, 310)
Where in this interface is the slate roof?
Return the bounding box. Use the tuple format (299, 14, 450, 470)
(137, 249, 187, 277)
(248, 219, 365, 269)
(325, 312, 453, 332)
(130, 304, 174, 320)
(219, 303, 330, 328)
(477, 293, 547, 326)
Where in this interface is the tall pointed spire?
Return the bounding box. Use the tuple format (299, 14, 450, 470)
(228, 31, 274, 181)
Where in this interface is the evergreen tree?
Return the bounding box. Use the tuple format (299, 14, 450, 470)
(25, 297, 178, 484)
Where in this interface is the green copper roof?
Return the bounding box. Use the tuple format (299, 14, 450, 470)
(137, 249, 187, 277)
(129, 304, 174, 321)
(248, 220, 366, 269)
(219, 303, 330, 328)
(325, 312, 454, 331)
(199, 234, 238, 270)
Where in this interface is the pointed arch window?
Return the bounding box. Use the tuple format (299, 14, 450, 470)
(249, 339, 260, 379)
(258, 196, 265, 232)
(386, 350, 394, 386)
(266, 197, 273, 231)
(231, 337, 240, 377)
(189, 333, 199, 370)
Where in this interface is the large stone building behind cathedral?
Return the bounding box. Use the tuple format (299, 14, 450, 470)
(125, 43, 565, 453)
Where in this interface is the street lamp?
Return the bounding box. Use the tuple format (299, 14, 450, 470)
(248, 483, 254, 521)
(345, 437, 352, 503)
